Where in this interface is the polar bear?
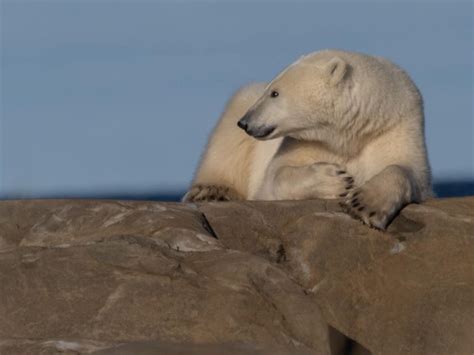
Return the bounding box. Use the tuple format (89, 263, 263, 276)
(184, 49, 432, 230)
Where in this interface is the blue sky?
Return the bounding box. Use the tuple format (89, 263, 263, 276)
(1, 1, 473, 198)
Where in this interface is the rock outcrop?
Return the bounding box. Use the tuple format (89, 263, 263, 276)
(0, 198, 473, 354)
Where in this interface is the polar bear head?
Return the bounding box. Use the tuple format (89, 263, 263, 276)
(237, 50, 421, 147)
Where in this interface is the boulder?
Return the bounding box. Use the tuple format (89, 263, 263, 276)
(0, 198, 472, 354)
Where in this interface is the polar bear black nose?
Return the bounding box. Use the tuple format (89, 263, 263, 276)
(237, 119, 248, 131)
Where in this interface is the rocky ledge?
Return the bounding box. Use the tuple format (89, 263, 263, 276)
(0, 198, 473, 355)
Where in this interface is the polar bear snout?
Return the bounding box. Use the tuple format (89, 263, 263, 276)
(238, 114, 275, 139)
(237, 110, 253, 132)
(237, 116, 249, 131)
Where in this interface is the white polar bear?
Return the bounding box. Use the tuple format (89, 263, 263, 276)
(184, 49, 432, 230)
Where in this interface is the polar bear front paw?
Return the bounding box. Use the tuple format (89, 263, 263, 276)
(182, 184, 243, 202)
(306, 163, 355, 199)
(340, 186, 402, 230)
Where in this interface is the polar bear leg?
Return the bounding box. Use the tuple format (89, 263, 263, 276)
(341, 165, 418, 230)
(261, 162, 354, 200)
(184, 83, 268, 202)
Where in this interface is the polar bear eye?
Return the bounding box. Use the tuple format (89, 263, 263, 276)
(270, 90, 279, 98)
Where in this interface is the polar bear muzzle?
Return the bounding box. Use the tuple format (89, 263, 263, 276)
(238, 112, 276, 139)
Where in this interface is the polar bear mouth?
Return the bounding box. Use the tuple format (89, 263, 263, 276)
(248, 126, 276, 139)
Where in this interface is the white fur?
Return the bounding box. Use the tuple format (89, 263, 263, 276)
(185, 49, 432, 229)
(247, 137, 283, 200)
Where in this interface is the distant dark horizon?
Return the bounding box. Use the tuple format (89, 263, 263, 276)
(1, 180, 473, 202)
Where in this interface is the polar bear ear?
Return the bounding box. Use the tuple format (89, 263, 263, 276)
(324, 57, 348, 86)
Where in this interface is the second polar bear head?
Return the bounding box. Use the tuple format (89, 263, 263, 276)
(237, 49, 423, 146)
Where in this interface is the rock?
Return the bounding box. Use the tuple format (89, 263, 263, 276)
(0, 198, 472, 354)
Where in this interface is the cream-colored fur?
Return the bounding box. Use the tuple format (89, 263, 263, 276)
(184, 49, 432, 230)
(183, 83, 283, 202)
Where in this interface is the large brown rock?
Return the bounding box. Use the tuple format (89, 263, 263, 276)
(0, 198, 472, 354)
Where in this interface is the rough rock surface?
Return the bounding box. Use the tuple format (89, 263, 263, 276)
(0, 198, 473, 354)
